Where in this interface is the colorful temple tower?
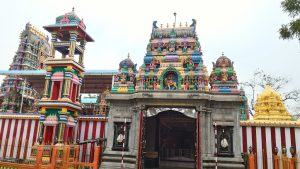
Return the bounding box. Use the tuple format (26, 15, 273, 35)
(135, 20, 209, 92)
(38, 8, 94, 145)
(0, 23, 50, 113)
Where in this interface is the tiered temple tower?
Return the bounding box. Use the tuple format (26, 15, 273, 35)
(0, 23, 50, 113)
(112, 20, 210, 93)
(38, 8, 94, 145)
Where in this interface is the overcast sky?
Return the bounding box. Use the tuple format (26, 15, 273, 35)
(0, 0, 299, 107)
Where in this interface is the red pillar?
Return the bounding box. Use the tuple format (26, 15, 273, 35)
(64, 126, 69, 144)
(197, 111, 201, 169)
(137, 110, 143, 169)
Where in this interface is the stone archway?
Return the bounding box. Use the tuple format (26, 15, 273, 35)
(143, 109, 196, 169)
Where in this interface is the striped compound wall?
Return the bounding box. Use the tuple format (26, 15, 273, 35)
(76, 117, 106, 163)
(240, 126, 300, 169)
(0, 117, 39, 160)
(0, 114, 107, 162)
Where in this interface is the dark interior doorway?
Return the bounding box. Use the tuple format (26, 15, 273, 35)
(144, 110, 196, 169)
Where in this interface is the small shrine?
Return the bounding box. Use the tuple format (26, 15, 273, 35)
(209, 53, 239, 93)
(112, 54, 137, 92)
(241, 85, 300, 126)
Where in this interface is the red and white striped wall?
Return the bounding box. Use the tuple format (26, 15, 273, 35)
(0, 115, 40, 160)
(0, 114, 107, 162)
(77, 117, 107, 163)
(240, 126, 300, 169)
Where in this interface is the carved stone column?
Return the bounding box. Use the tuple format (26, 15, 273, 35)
(50, 32, 57, 57)
(195, 105, 207, 169)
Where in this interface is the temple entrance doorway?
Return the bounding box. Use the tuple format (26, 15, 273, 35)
(144, 109, 196, 169)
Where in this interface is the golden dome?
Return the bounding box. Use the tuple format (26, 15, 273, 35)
(240, 85, 300, 127)
(253, 85, 291, 121)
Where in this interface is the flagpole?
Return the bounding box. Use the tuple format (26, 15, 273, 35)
(213, 122, 218, 169)
(19, 78, 26, 114)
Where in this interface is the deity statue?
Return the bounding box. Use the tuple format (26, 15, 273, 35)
(185, 79, 189, 90)
(153, 79, 157, 90)
(221, 138, 229, 148)
(164, 73, 177, 90)
(221, 69, 228, 83)
(194, 79, 198, 90)
(120, 74, 126, 84)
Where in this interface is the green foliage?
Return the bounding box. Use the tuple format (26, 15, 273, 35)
(279, 0, 300, 41)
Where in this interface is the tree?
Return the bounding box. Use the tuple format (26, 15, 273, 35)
(241, 69, 300, 114)
(279, 0, 300, 41)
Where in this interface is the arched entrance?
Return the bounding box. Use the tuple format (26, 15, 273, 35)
(143, 109, 196, 169)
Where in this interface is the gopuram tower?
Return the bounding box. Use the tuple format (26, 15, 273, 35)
(38, 8, 94, 145)
(0, 23, 50, 113)
(102, 20, 245, 169)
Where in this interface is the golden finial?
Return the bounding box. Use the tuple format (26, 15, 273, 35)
(167, 23, 169, 28)
(127, 53, 130, 58)
(222, 51, 224, 56)
(160, 24, 163, 28)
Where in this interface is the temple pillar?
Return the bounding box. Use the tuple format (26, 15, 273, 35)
(79, 40, 86, 65)
(63, 79, 71, 98)
(43, 79, 49, 98)
(196, 105, 207, 169)
(76, 84, 81, 102)
(58, 123, 66, 144)
(69, 31, 78, 57)
(50, 32, 57, 57)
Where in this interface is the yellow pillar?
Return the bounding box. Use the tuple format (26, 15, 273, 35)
(63, 79, 70, 98)
(43, 79, 49, 98)
(58, 123, 65, 144)
(69, 31, 78, 57)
